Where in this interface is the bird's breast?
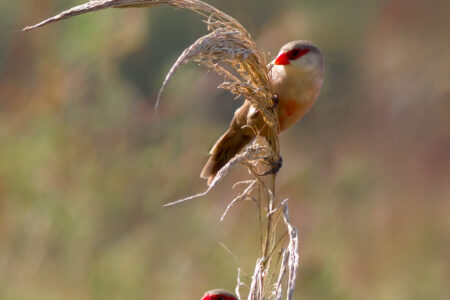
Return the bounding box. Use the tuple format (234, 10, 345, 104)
(270, 66, 323, 131)
(278, 98, 315, 131)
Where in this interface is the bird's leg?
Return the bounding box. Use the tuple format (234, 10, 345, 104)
(259, 155, 283, 176)
(268, 94, 279, 110)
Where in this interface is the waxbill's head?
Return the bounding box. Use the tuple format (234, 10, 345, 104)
(269, 40, 325, 131)
(273, 40, 324, 74)
(201, 289, 238, 300)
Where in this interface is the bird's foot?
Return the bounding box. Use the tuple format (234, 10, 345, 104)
(259, 155, 283, 176)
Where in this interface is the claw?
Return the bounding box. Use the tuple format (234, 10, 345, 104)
(259, 155, 283, 176)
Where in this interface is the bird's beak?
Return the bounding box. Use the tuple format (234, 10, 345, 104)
(274, 52, 290, 65)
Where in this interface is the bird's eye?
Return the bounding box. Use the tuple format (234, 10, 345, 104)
(286, 48, 310, 60)
(287, 49, 301, 59)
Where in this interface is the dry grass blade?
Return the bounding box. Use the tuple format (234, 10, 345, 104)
(248, 258, 264, 300)
(282, 204, 299, 300)
(274, 249, 288, 300)
(156, 28, 255, 109)
(220, 180, 257, 221)
(164, 140, 273, 207)
(236, 268, 247, 300)
(23, 0, 242, 32)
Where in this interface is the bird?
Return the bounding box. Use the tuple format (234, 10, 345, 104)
(200, 40, 325, 185)
(201, 289, 238, 300)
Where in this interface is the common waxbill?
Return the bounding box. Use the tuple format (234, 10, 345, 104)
(201, 289, 238, 300)
(201, 40, 325, 185)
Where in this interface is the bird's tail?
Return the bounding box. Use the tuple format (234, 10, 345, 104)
(200, 127, 253, 185)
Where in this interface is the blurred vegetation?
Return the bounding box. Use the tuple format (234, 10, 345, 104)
(0, 0, 449, 299)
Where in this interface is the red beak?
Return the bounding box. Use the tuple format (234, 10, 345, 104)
(274, 52, 290, 65)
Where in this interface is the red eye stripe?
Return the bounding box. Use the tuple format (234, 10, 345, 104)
(286, 48, 310, 60)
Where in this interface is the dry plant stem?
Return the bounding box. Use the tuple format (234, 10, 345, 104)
(24, 2, 300, 299)
(261, 174, 282, 299)
(274, 250, 288, 300)
(261, 176, 274, 277)
(221, 180, 257, 221)
(263, 174, 276, 259)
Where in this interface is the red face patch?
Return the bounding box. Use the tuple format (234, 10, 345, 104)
(274, 48, 310, 65)
(274, 52, 290, 65)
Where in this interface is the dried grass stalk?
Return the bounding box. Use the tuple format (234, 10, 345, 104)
(282, 204, 299, 299)
(23, 0, 276, 128)
(24, 1, 299, 299)
(274, 249, 288, 300)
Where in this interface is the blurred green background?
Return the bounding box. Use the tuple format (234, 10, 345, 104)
(0, 0, 449, 299)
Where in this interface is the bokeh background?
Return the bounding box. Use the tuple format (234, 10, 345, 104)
(1, 0, 449, 299)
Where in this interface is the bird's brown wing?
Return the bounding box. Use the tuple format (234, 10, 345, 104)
(200, 101, 255, 185)
(200, 100, 273, 185)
